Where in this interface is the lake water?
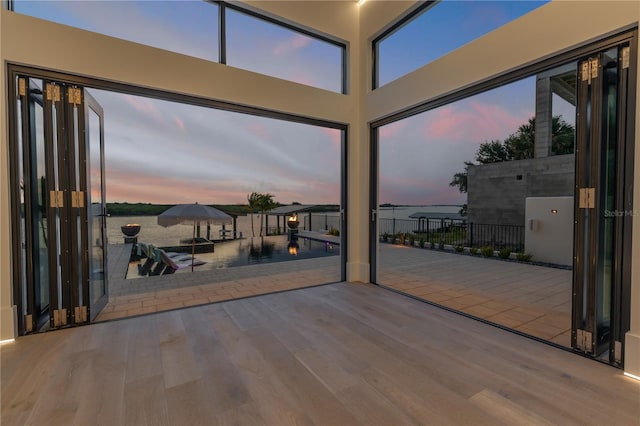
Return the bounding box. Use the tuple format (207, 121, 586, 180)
(107, 213, 339, 247)
(106, 206, 457, 246)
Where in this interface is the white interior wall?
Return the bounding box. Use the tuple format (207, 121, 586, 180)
(1, 0, 639, 377)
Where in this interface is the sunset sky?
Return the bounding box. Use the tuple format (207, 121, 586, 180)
(15, 0, 550, 206)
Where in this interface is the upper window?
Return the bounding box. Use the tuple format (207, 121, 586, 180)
(13, 0, 220, 62)
(11, 1, 346, 93)
(225, 7, 344, 93)
(374, 0, 550, 88)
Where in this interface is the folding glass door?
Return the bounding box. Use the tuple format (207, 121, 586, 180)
(573, 42, 634, 366)
(10, 71, 108, 333)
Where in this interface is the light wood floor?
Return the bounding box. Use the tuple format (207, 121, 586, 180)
(2, 283, 638, 426)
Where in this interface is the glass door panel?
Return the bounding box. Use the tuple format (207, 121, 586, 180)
(573, 42, 632, 366)
(85, 90, 108, 319)
(12, 73, 108, 333)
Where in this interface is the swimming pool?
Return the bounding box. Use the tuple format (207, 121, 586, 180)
(209, 235, 339, 268)
(128, 235, 339, 278)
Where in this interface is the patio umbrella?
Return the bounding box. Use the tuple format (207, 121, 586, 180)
(157, 203, 233, 271)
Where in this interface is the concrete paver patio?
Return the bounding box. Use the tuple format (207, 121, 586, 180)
(97, 244, 341, 321)
(101, 242, 573, 348)
(377, 243, 572, 347)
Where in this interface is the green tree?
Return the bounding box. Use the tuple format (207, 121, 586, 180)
(247, 192, 261, 237)
(504, 117, 535, 160)
(475, 140, 512, 164)
(550, 116, 575, 155)
(247, 192, 278, 237)
(450, 115, 575, 201)
(255, 193, 277, 236)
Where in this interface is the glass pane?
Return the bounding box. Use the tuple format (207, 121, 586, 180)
(16, 85, 28, 316)
(73, 106, 84, 302)
(29, 82, 49, 315)
(377, 63, 575, 347)
(13, 0, 219, 62)
(597, 48, 619, 351)
(226, 9, 342, 93)
(88, 107, 106, 304)
(377, 0, 549, 87)
(83, 87, 342, 322)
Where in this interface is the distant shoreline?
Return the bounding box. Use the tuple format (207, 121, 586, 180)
(106, 202, 341, 217)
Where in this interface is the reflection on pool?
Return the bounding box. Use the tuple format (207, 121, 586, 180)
(128, 235, 339, 278)
(210, 235, 339, 268)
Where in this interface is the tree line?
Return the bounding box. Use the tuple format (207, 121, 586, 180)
(449, 115, 575, 216)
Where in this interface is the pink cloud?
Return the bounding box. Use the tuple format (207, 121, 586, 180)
(247, 123, 271, 140)
(379, 121, 406, 139)
(124, 94, 163, 123)
(273, 34, 312, 57)
(320, 128, 341, 150)
(423, 101, 532, 145)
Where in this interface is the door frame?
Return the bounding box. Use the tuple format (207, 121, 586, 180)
(8, 63, 350, 334)
(9, 74, 98, 332)
(368, 29, 636, 367)
(572, 41, 637, 366)
(84, 90, 109, 320)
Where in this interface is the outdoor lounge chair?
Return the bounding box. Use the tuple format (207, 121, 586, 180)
(159, 250, 206, 275)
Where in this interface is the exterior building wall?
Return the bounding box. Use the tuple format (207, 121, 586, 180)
(467, 155, 574, 226)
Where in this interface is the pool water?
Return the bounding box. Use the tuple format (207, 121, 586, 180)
(128, 235, 339, 278)
(209, 235, 339, 268)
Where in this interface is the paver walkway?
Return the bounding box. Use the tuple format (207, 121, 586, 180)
(377, 243, 572, 347)
(103, 243, 572, 347)
(97, 244, 341, 321)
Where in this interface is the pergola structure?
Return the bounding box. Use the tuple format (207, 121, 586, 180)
(265, 204, 316, 235)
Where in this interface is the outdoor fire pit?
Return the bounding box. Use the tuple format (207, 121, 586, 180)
(121, 224, 141, 243)
(287, 215, 299, 229)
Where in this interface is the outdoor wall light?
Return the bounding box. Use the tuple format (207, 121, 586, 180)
(551, 209, 558, 214)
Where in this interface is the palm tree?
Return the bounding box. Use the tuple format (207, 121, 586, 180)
(255, 193, 277, 236)
(247, 192, 261, 237)
(247, 192, 278, 236)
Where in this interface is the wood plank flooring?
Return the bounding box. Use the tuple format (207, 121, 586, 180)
(2, 282, 639, 426)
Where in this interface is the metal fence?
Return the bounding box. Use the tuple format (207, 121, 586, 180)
(301, 213, 341, 233)
(378, 218, 524, 252)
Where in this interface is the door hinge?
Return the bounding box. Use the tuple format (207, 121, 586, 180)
(53, 309, 68, 327)
(614, 340, 622, 364)
(49, 190, 64, 208)
(621, 47, 630, 69)
(71, 191, 85, 208)
(74, 306, 88, 323)
(578, 187, 595, 209)
(581, 57, 599, 84)
(576, 329, 593, 352)
(18, 78, 26, 97)
(67, 87, 82, 105)
(25, 314, 33, 332)
(46, 83, 61, 102)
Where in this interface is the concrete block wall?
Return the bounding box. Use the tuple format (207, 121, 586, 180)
(467, 154, 575, 225)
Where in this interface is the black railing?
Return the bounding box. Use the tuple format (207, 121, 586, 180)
(301, 214, 340, 232)
(378, 218, 524, 252)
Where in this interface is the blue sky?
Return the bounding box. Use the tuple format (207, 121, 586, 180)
(15, 0, 555, 206)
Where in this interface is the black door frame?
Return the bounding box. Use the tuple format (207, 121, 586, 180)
(573, 41, 636, 366)
(369, 29, 636, 367)
(8, 63, 349, 334)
